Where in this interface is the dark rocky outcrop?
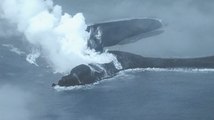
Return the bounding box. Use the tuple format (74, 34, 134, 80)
(53, 51, 214, 87)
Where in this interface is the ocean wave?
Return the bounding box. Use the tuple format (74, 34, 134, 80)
(53, 82, 100, 91)
(121, 68, 214, 73)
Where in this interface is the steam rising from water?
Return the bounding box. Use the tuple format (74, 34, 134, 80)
(0, 0, 116, 73)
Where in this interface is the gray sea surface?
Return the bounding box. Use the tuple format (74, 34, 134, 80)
(1, 0, 214, 120)
(1, 42, 214, 120)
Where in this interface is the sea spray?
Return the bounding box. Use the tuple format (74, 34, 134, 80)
(0, 0, 119, 73)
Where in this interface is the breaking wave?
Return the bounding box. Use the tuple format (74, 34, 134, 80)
(123, 68, 214, 73)
(54, 83, 99, 91)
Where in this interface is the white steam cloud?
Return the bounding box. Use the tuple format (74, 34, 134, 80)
(0, 0, 117, 73)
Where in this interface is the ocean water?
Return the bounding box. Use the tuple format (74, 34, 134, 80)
(1, 0, 214, 120)
(1, 41, 214, 120)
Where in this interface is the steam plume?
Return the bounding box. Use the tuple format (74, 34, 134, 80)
(0, 0, 116, 73)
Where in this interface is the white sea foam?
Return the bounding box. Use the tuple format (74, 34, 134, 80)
(121, 68, 214, 73)
(54, 82, 100, 91)
(26, 49, 40, 66)
(2, 44, 25, 55)
(0, 0, 117, 73)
